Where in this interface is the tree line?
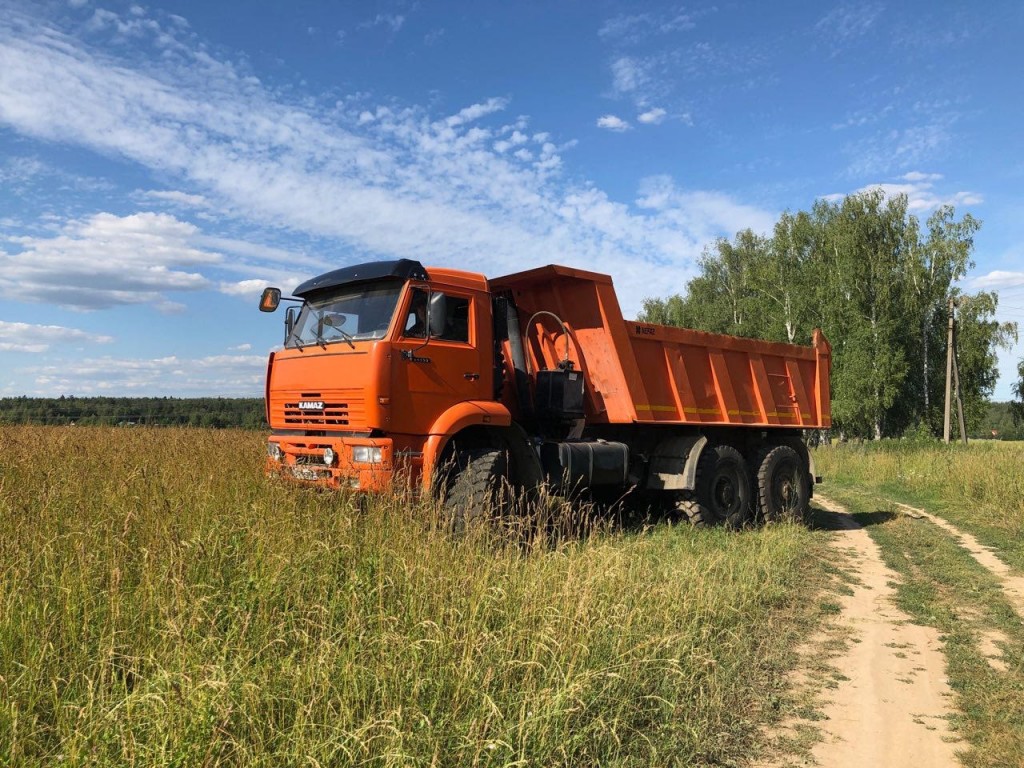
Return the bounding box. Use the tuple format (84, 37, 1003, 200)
(0, 396, 266, 429)
(640, 190, 1018, 440)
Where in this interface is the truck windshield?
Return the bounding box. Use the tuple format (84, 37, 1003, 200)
(286, 281, 403, 349)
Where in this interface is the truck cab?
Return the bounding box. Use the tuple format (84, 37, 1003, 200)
(260, 259, 507, 492)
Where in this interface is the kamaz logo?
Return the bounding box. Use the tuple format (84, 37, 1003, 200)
(298, 401, 324, 410)
(635, 325, 656, 336)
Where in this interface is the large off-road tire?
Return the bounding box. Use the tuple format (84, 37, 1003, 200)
(442, 446, 510, 533)
(692, 443, 754, 529)
(675, 494, 713, 528)
(753, 444, 810, 523)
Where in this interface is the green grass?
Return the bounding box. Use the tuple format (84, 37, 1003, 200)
(821, 485, 1024, 767)
(0, 426, 830, 767)
(813, 440, 1024, 571)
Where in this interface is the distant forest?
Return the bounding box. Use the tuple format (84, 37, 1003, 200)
(0, 397, 266, 429)
(1, 395, 1019, 440)
(975, 401, 1024, 441)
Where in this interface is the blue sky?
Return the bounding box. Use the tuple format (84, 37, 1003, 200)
(1, 0, 1022, 399)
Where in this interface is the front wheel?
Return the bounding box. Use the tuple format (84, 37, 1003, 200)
(440, 446, 510, 533)
(693, 443, 754, 529)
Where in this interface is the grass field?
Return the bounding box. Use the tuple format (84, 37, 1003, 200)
(0, 426, 831, 767)
(813, 439, 1024, 570)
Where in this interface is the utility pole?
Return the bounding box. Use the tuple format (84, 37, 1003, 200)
(943, 297, 954, 443)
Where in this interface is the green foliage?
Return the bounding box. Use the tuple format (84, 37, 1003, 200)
(975, 401, 1024, 440)
(641, 191, 1017, 439)
(1012, 359, 1024, 427)
(0, 396, 266, 429)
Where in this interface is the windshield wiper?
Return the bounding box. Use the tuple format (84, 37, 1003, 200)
(319, 311, 355, 348)
(335, 328, 356, 349)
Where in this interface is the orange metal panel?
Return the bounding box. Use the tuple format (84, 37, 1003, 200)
(491, 265, 831, 430)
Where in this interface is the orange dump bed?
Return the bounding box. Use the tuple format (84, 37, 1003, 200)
(492, 265, 832, 430)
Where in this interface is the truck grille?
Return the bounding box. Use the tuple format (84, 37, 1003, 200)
(273, 391, 366, 429)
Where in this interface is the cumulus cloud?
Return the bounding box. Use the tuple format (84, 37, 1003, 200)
(637, 107, 666, 125)
(835, 172, 982, 213)
(0, 211, 220, 310)
(596, 114, 631, 132)
(0, 320, 113, 352)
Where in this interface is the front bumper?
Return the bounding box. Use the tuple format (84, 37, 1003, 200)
(266, 435, 396, 491)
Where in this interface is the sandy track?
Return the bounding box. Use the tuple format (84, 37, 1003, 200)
(802, 495, 961, 768)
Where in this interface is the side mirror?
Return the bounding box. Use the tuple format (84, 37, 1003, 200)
(428, 292, 447, 337)
(284, 305, 299, 343)
(259, 287, 281, 312)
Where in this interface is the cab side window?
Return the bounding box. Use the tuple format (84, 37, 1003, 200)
(439, 295, 470, 342)
(401, 289, 471, 343)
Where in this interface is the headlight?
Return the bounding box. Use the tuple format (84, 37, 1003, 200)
(267, 442, 283, 461)
(323, 447, 336, 466)
(351, 445, 383, 463)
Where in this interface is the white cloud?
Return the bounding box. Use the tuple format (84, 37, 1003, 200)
(139, 189, 208, 208)
(815, 3, 884, 44)
(610, 56, 648, 97)
(599, 10, 697, 42)
(0, 211, 220, 310)
(24, 353, 267, 396)
(445, 97, 509, 128)
(360, 14, 405, 33)
(969, 271, 1024, 291)
(845, 124, 952, 176)
(229, 342, 252, 351)
(839, 173, 982, 213)
(902, 171, 942, 183)
(0, 5, 777, 316)
(637, 107, 666, 125)
(597, 114, 632, 132)
(0, 320, 113, 352)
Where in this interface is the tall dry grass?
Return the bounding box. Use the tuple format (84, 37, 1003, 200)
(1, 425, 822, 766)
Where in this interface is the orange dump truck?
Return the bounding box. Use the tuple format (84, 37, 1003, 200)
(259, 260, 831, 525)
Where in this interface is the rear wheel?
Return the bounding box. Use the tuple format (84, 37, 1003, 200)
(692, 443, 753, 529)
(754, 444, 810, 523)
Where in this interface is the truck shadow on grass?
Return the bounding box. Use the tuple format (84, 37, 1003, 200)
(807, 505, 897, 532)
(485, 492, 897, 548)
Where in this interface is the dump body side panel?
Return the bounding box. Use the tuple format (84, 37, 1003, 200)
(491, 265, 832, 430)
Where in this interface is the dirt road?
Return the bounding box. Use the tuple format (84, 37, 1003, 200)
(794, 495, 961, 767)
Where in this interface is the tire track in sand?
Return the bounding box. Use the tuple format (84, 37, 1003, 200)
(889, 500, 1024, 618)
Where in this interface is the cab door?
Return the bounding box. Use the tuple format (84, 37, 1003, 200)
(390, 285, 493, 436)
